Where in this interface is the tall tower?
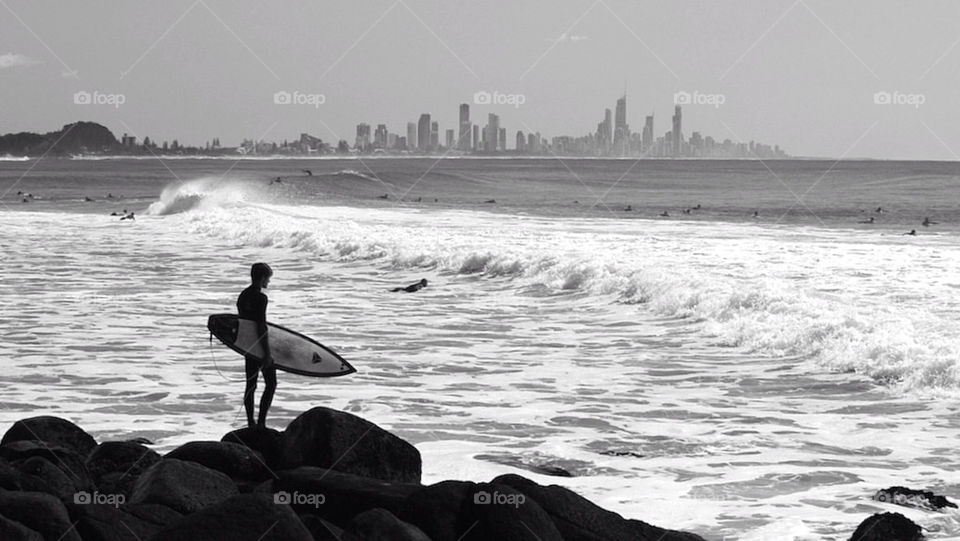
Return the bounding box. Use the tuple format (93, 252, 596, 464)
(672, 105, 682, 157)
(486, 113, 500, 151)
(418, 114, 431, 151)
(407, 122, 417, 151)
(614, 95, 629, 155)
(459, 103, 472, 150)
(642, 114, 654, 154)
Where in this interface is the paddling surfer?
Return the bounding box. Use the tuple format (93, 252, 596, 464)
(237, 263, 277, 428)
(391, 278, 428, 293)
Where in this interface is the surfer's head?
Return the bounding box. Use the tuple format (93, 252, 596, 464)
(251, 262, 273, 288)
(420, 278, 428, 286)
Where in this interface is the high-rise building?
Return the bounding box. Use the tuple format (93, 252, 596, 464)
(431, 121, 439, 150)
(407, 122, 417, 151)
(472, 124, 480, 151)
(642, 115, 654, 154)
(445, 129, 454, 149)
(355, 123, 371, 150)
(374, 124, 388, 149)
(485, 113, 499, 151)
(614, 95, 629, 155)
(498, 128, 506, 152)
(672, 105, 682, 157)
(417, 114, 431, 151)
(516, 131, 525, 152)
(459, 104, 472, 150)
(527, 133, 537, 153)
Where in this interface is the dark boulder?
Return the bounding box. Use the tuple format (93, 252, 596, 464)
(849, 512, 923, 541)
(874, 486, 956, 510)
(1, 417, 96, 457)
(0, 489, 81, 541)
(399, 479, 563, 541)
(299, 514, 347, 541)
(85, 441, 161, 498)
(129, 458, 238, 514)
(493, 474, 706, 541)
(150, 493, 313, 541)
(281, 407, 421, 483)
(166, 441, 273, 482)
(346, 508, 431, 541)
(0, 459, 56, 495)
(0, 440, 94, 493)
(222, 427, 284, 470)
(271, 466, 421, 527)
(0, 513, 43, 541)
(69, 502, 182, 541)
(13, 456, 76, 500)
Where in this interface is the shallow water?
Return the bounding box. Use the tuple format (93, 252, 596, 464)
(2, 158, 960, 539)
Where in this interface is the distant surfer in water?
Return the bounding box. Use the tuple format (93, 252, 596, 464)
(903, 229, 917, 236)
(120, 212, 135, 221)
(859, 217, 874, 224)
(922, 217, 937, 227)
(391, 278, 428, 293)
(237, 263, 276, 428)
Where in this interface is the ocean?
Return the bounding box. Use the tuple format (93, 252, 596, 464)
(2, 157, 960, 539)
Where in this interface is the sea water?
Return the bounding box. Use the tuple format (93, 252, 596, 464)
(2, 157, 960, 539)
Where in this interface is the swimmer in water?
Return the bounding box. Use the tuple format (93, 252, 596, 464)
(659, 211, 670, 217)
(694, 204, 701, 210)
(120, 212, 135, 221)
(859, 217, 874, 224)
(903, 229, 916, 236)
(84, 196, 93, 202)
(378, 194, 389, 199)
(625, 205, 632, 211)
(302, 169, 313, 176)
(875, 207, 883, 213)
(391, 278, 428, 293)
(922, 217, 937, 226)
(752, 211, 759, 218)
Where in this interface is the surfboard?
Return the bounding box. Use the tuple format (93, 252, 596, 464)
(207, 314, 356, 378)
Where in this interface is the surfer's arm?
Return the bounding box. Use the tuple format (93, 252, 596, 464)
(258, 295, 272, 367)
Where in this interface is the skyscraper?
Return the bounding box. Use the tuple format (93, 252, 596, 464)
(374, 124, 388, 149)
(417, 114, 431, 151)
(614, 95, 629, 155)
(672, 105, 682, 157)
(472, 124, 480, 151)
(459, 103, 471, 150)
(498, 127, 506, 152)
(355, 123, 371, 150)
(431, 121, 439, 150)
(516, 131, 525, 152)
(642, 114, 654, 154)
(407, 122, 417, 151)
(445, 129, 454, 149)
(485, 113, 499, 151)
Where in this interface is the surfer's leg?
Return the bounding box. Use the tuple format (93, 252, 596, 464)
(244, 355, 258, 428)
(257, 365, 277, 428)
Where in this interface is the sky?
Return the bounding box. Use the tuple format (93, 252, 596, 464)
(1, 0, 960, 159)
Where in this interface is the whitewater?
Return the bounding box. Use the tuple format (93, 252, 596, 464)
(3, 163, 960, 539)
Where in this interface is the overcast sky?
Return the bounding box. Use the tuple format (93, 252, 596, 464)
(1, 1, 959, 159)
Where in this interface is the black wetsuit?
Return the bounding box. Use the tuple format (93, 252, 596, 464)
(392, 282, 426, 293)
(237, 285, 276, 426)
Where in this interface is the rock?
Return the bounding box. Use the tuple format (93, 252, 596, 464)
(0, 513, 43, 541)
(399, 479, 563, 541)
(493, 474, 705, 541)
(874, 486, 956, 510)
(166, 441, 273, 482)
(271, 466, 421, 527)
(849, 512, 923, 541)
(281, 407, 421, 483)
(0, 489, 81, 541)
(222, 427, 284, 470)
(0, 459, 56, 495)
(69, 502, 182, 541)
(13, 457, 76, 499)
(129, 458, 238, 514)
(346, 508, 431, 541)
(150, 493, 313, 541)
(299, 514, 346, 541)
(1, 417, 96, 457)
(86, 441, 161, 498)
(0, 441, 94, 493)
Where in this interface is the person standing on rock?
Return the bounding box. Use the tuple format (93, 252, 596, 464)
(236, 263, 277, 428)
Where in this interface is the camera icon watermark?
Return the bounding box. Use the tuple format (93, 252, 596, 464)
(473, 90, 526, 108)
(74, 491, 125, 508)
(273, 490, 325, 508)
(473, 490, 525, 508)
(273, 90, 325, 108)
(873, 90, 925, 109)
(673, 90, 725, 108)
(73, 90, 126, 109)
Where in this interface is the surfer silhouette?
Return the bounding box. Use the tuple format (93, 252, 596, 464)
(391, 278, 428, 293)
(237, 263, 277, 428)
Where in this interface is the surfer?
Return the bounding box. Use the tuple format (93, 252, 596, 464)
(120, 212, 135, 221)
(391, 278, 428, 293)
(237, 263, 277, 428)
(922, 217, 937, 227)
(659, 211, 670, 217)
(859, 217, 874, 224)
(269, 177, 283, 185)
(903, 229, 917, 236)
(752, 211, 759, 218)
(301, 169, 313, 176)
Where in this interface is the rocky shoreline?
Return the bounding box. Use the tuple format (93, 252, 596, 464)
(0, 407, 925, 540)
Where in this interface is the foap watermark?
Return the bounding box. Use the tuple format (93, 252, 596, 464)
(473, 90, 526, 108)
(673, 90, 725, 108)
(274, 490, 325, 508)
(73, 90, 126, 108)
(74, 491, 125, 508)
(273, 90, 326, 108)
(473, 490, 525, 508)
(873, 90, 925, 109)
